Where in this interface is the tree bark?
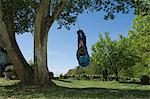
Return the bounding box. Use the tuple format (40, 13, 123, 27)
(1, 29, 33, 83)
(34, 0, 53, 85)
(34, 25, 51, 85)
(113, 64, 119, 81)
(33, 0, 66, 85)
(107, 56, 119, 81)
(0, 1, 33, 83)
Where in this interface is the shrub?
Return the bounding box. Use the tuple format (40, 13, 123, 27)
(79, 74, 90, 80)
(140, 75, 149, 85)
(49, 72, 54, 79)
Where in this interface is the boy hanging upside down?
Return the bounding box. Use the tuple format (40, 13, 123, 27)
(77, 30, 90, 67)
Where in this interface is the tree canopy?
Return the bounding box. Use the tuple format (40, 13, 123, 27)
(2, 0, 150, 33)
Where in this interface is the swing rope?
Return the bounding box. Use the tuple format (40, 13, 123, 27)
(77, 17, 80, 30)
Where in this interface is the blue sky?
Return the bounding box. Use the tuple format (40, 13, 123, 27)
(16, 11, 135, 76)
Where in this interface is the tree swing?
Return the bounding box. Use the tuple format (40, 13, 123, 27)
(76, 18, 90, 67)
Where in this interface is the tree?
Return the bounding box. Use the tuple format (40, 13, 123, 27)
(131, 15, 150, 66)
(128, 14, 150, 77)
(91, 33, 138, 81)
(0, 0, 33, 83)
(116, 35, 139, 78)
(65, 69, 76, 76)
(85, 59, 102, 76)
(71, 66, 85, 76)
(132, 0, 150, 15)
(0, 0, 149, 85)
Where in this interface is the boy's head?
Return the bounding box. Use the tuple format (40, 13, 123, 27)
(79, 47, 86, 56)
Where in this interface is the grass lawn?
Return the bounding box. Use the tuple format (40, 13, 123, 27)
(0, 78, 150, 99)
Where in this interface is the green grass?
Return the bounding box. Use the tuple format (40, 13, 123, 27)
(0, 78, 150, 99)
(54, 79, 150, 90)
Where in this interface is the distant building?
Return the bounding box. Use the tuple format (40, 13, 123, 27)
(0, 48, 9, 65)
(0, 35, 11, 66)
(0, 35, 12, 77)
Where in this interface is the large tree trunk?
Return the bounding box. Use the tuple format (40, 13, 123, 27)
(34, 21, 51, 85)
(34, 27, 52, 85)
(33, 0, 66, 85)
(0, 1, 33, 83)
(1, 28, 33, 83)
(33, 0, 54, 85)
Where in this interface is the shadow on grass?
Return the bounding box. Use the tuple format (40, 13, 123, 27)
(0, 82, 150, 98)
(57, 79, 72, 83)
(56, 86, 150, 99)
(119, 81, 150, 85)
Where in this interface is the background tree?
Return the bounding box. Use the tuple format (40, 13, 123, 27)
(127, 14, 150, 77)
(91, 33, 138, 81)
(85, 59, 102, 76)
(65, 69, 76, 76)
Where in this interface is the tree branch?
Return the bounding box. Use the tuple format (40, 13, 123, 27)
(52, 1, 67, 20)
(0, 0, 2, 24)
(46, 1, 67, 27)
(36, 0, 51, 20)
(34, 0, 51, 35)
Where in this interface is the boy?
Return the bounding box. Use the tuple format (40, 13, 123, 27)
(77, 30, 90, 67)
